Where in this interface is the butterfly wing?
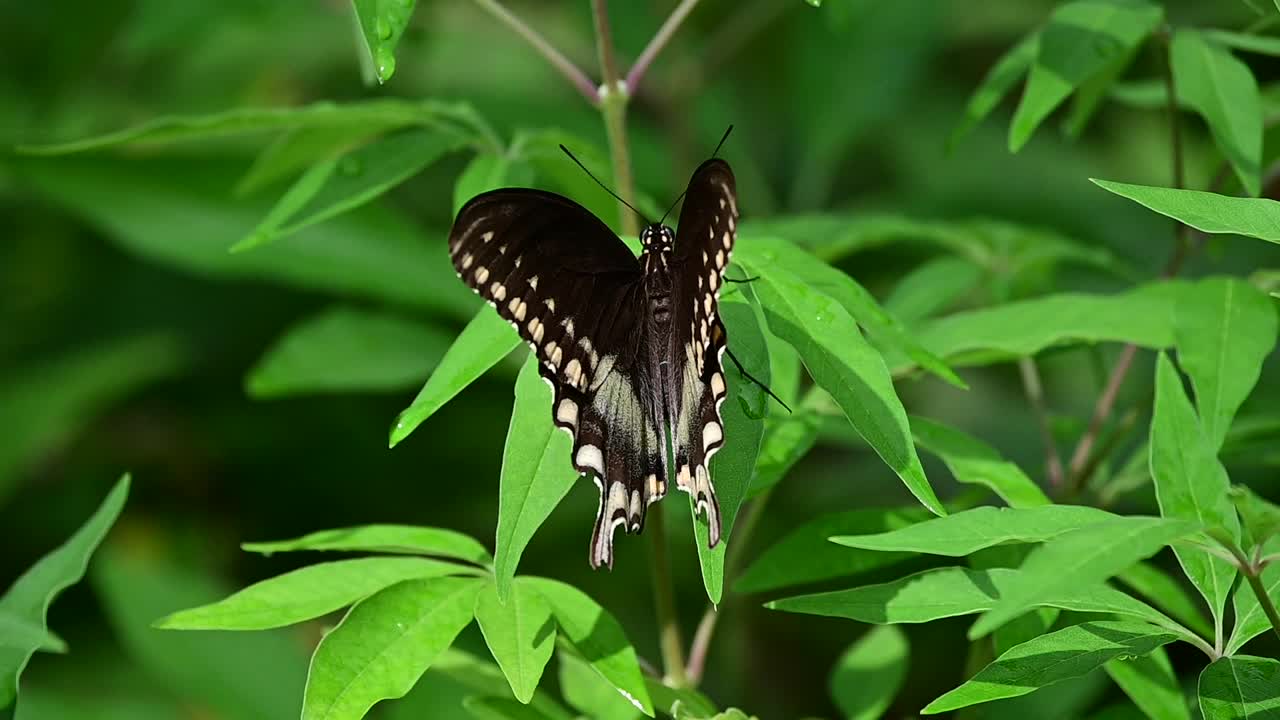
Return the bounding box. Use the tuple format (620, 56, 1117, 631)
(448, 190, 667, 569)
(667, 159, 739, 548)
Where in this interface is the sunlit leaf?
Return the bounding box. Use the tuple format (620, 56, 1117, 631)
(391, 311, 521, 447)
(474, 578, 556, 704)
(242, 524, 493, 565)
(1198, 655, 1280, 719)
(831, 505, 1114, 557)
(1171, 29, 1262, 196)
(1150, 353, 1240, 632)
(910, 417, 1050, 508)
(924, 621, 1177, 714)
(558, 651, 641, 720)
(156, 557, 476, 631)
(829, 625, 909, 720)
(303, 576, 482, 720)
(351, 0, 418, 83)
(247, 306, 455, 397)
(1174, 277, 1278, 451)
(1105, 647, 1190, 720)
(0, 475, 129, 708)
(1092, 180, 1280, 244)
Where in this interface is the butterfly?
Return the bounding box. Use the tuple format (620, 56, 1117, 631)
(447, 150, 740, 569)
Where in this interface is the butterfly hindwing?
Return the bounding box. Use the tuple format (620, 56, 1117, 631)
(668, 159, 738, 546)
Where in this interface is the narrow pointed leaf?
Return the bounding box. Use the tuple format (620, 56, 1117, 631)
(352, 0, 418, 83)
(1150, 353, 1240, 629)
(0, 474, 129, 707)
(1091, 180, 1280, 245)
(832, 505, 1114, 557)
(910, 417, 1050, 508)
(1198, 655, 1280, 719)
(302, 576, 481, 720)
(1174, 278, 1278, 451)
(242, 524, 492, 565)
(951, 31, 1040, 147)
(1105, 647, 1190, 720)
(1233, 487, 1280, 549)
(492, 359, 578, 601)
(432, 649, 575, 719)
(1116, 562, 1214, 640)
(474, 579, 556, 704)
(968, 516, 1197, 639)
(1172, 29, 1262, 196)
(390, 311, 520, 446)
(829, 625, 909, 720)
(157, 557, 475, 630)
(524, 578, 653, 716)
(923, 621, 1177, 714)
(1227, 538, 1280, 654)
(743, 260, 943, 516)
(883, 257, 983, 324)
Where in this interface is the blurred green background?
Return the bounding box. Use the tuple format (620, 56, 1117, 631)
(2, 0, 1278, 717)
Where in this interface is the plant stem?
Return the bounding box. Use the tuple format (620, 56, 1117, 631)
(1244, 568, 1280, 643)
(469, 0, 599, 106)
(645, 504, 688, 685)
(1066, 344, 1138, 484)
(626, 0, 702, 94)
(592, 0, 640, 236)
(1017, 357, 1064, 489)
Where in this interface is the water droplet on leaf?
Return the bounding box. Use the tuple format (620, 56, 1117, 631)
(375, 47, 396, 80)
(375, 17, 392, 40)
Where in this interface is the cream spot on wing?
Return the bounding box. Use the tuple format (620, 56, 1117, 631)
(703, 294, 713, 315)
(528, 275, 538, 290)
(722, 231, 732, 249)
(491, 282, 506, 302)
(528, 317, 544, 343)
(550, 345, 563, 367)
(715, 250, 725, 267)
(676, 464, 692, 491)
(711, 372, 725, 397)
(728, 216, 736, 232)
(481, 231, 494, 243)
(719, 198, 726, 209)
(590, 354, 615, 390)
(544, 298, 555, 312)
(475, 266, 489, 284)
(709, 272, 718, 291)
(577, 444, 604, 474)
(646, 473, 659, 498)
(497, 244, 507, 255)
(513, 301, 527, 321)
(461, 253, 474, 270)
(703, 421, 723, 451)
(565, 358, 582, 386)
(562, 318, 576, 337)
(708, 226, 714, 239)
(607, 481, 627, 516)
(514, 256, 522, 268)
(556, 398, 578, 426)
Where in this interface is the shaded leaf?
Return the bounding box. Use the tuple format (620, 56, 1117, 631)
(1227, 537, 1280, 654)
(883, 256, 983, 325)
(1116, 562, 1214, 641)
(910, 417, 1050, 508)
(1150, 353, 1240, 631)
(352, 0, 417, 83)
(829, 625, 909, 720)
(1091, 180, 1280, 245)
(464, 696, 560, 720)
(1204, 30, 1280, 58)
(432, 649, 574, 720)
(832, 505, 1114, 557)
(391, 310, 521, 446)
(923, 621, 1177, 714)
(247, 306, 455, 397)
(523, 578, 653, 716)
(474, 579, 556, 704)
(303, 576, 481, 720)
(156, 557, 476, 631)
(0, 475, 129, 707)
(558, 651, 641, 720)
(1171, 29, 1263, 196)
(454, 152, 532, 216)
(1233, 486, 1280, 549)
(242, 524, 492, 565)
(493, 359, 578, 602)
(951, 31, 1040, 147)
(1105, 647, 1190, 720)
(745, 390, 824, 499)
(1198, 655, 1280, 719)
(1174, 277, 1278, 451)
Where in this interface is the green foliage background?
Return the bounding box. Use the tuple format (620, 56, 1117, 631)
(3, 0, 1280, 718)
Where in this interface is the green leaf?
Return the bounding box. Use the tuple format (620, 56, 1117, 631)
(645, 678, 719, 719)
(1105, 647, 1190, 720)
(493, 359, 578, 602)
(303, 576, 482, 720)
(829, 625, 909, 720)
(156, 557, 476, 630)
(1116, 562, 1215, 641)
(0, 474, 129, 708)
(464, 696, 561, 720)
(1009, 0, 1163, 151)
(951, 30, 1040, 148)
(735, 507, 928, 594)
(739, 237, 964, 388)
(923, 621, 1177, 714)
(558, 651, 642, 720)
(1233, 486, 1280, 548)
(743, 258, 943, 516)
(693, 300, 769, 605)
(910, 417, 1050, 508)
(523, 578, 653, 716)
(746, 394, 823, 499)
(16, 100, 473, 154)
(237, 128, 461, 250)
(1198, 655, 1280, 719)
(0, 335, 183, 503)
(1063, 37, 1141, 138)
(247, 306, 455, 397)
(20, 155, 478, 318)
(768, 567, 1178, 630)
(242, 524, 493, 565)
(831, 505, 1115, 557)
(391, 310, 520, 447)
(236, 125, 395, 195)
(474, 579, 556, 704)
(885, 282, 1181, 373)
(883, 256, 983, 325)
(1227, 537, 1280, 654)
(1171, 29, 1263, 196)
(1092, 180, 1280, 244)
(1174, 277, 1278, 451)
(432, 649, 575, 720)
(1150, 353, 1240, 631)
(1204, 30, 1280, 58)
(454, 152, 532, 216)
(0, 613, 64, 653)
(968, 516, 1197, 639)
(351, 0, 417, 83)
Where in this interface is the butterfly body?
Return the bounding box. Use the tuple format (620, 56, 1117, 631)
(448, 159, 738, 569)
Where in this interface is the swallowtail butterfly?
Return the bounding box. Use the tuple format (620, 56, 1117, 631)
(448, 154, 739, 569)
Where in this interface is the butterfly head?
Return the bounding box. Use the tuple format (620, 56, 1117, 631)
(640, 224, 675, 253)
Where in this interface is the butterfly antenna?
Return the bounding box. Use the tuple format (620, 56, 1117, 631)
(658, 124, 735, 226)
(725, 347, 792, 414)
(559, 144, 652, 226)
